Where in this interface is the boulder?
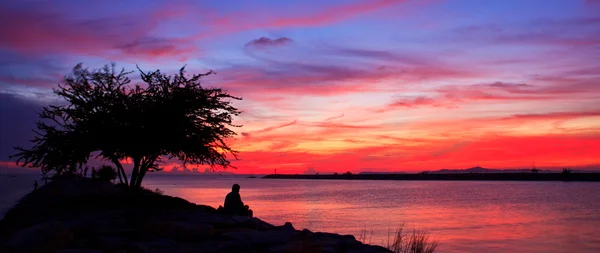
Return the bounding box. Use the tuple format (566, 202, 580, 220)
(56, 250, 104, 253)
(6, 221, 73, 253)
(281, 222, 295, 231)
(180, 240, 253, 253)
(128, 238, 181, 253)
(222, 229, 297, 246)
(93, 236, 132, 251)
(147, 222, 215, 241)
(345, 245, 393, 253)
(266, 238, 337, 253)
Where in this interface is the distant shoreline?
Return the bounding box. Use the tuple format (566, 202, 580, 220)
(262, 173, 600, 182)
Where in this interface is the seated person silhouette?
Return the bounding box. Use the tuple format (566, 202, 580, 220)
(223, 184, 253, 217)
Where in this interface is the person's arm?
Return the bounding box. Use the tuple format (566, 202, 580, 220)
(235, 193, 244, 207)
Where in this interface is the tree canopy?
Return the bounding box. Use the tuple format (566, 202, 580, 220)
(12, 63, 242, 187)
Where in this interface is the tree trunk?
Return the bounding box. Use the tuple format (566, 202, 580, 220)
(116, 166, 123, 184)
(135, 166, 147, 188)
(110, 157, 128, 185)
(134, 156, 157, 188)
(130, 157, 141, 187)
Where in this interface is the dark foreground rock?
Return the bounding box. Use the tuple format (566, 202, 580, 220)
(0, 177, 390, 253)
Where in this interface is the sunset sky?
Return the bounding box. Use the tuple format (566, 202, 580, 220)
(1, 0, 599, 174)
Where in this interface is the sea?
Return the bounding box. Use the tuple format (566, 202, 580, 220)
(1, 173, 599, 253)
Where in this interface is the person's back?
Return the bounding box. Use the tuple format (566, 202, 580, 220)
(224, 190, 244, 213)
(223, 184, 252, 217)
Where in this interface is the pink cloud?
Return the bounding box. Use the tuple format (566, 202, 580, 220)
(324, 114, 345, 121)
(217, 59, 478, 97)
(211, 0, 403, 32)
(311, 122, 379, 130)
(0, 2, 198, 61)
(242, 120, 297, 137)
(264, 0, 403, 28)
(387, 96, 440, 108)
(500, 110, 600, 121)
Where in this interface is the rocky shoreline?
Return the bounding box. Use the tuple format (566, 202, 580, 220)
(0, 177, 391, 253)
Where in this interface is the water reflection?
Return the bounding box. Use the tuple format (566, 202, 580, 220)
(145, 176, 600, 252)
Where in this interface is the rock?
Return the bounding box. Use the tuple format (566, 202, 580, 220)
(322, 246, 337, 253)
(222, 229, 297, 246)
(253, 218, 276, 230)
(180, 240, 253, 253)
(281, 222, 295, 231)
(147, 222, 215, 241)
(93, 236, 131, 251)
(232, 216, 252, 223)
(56, 250, 104, 253)
(227, 217, 275, 230)
(345, 245, 392, 253)
(126, 243, 150, 253)
(250, 230, 297, 245)
(191, 214, 236, 229)
(6, 221, 73, 253)
(266, 238, 337, 253)
(122, 238, 181, 253)
(142, 238, 180, 252)
(66, 216, 128, 238)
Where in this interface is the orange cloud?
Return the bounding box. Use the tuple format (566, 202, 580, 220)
(229, 133, 600, 174)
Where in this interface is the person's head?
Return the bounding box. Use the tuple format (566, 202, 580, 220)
(232, 184, 240, 193)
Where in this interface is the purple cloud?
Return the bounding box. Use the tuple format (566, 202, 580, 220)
(245, 37, 293, 49)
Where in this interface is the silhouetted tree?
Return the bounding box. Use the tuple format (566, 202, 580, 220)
(531, 168, 539, 173)
(12, 63, 242, 188)
(95, 165, 117, 182)
(11, 114, 91, 177)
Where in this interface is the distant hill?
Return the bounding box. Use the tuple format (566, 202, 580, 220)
(359, 171, 406, 175)
(425, 166, 551, 174)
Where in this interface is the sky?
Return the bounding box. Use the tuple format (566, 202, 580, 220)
(0, 0, 599, 174)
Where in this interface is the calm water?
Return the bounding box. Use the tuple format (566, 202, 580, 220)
(2, 174, 600, 252)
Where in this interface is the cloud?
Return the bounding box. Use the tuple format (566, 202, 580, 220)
(117, 37, 198, 61)
(450, 18, 600, 48)
(436, 85, 552, 102)
(245, 37, 293, 49)
(217, 55, 476, 97)
(311, 122, 379, 130)
(242, 120, 297, 138)
(377, 82, 548, 112)
(325, 114, 345, 121)
(387, 96, 439, 108)
(185, 0, 415, 42)
(318, 46, 434, 65)
(0, 1, 198, 60)
(218, 64, 391, 96)
(376, 78, 600, 113)
(500, 110, 600, 121)
(234, 0, 403, 29)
